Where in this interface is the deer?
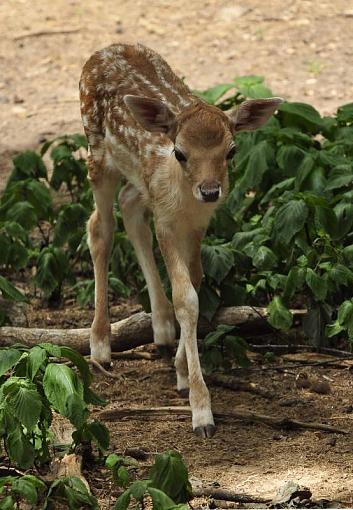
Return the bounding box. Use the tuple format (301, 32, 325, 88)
(79, 43, 283, 438)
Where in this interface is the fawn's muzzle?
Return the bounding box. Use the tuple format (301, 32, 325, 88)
(198, 182, 221, 202)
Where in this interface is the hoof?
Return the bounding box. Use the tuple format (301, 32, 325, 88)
(101, 361, 112, 370)
(156, 344, 175, 360)
(177, 388, 189, 399)
(194, 424, 216, 439)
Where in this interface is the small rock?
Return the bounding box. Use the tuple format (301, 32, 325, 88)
(217, 5, 251, 21)
(342, 9, 353, 17)
(342, 405, 353, 413)
(13, 95, 24, 104)
(0, 95, 9, 104)
(124, 447, 149, 460)
(270, 481, 312, 508)
(115, 21, 124, 34)
(295, 372, 311, 389)
(326, 437, 336, 447)
(310, 379, 331, 394)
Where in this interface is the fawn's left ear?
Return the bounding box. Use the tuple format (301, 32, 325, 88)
(228, 97, 284, 132)
(124, 95, 176, 135)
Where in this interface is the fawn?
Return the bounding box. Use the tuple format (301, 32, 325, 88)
(80, 43, 282, 438)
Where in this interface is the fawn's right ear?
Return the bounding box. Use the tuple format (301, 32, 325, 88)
(124, 95, 176, 135)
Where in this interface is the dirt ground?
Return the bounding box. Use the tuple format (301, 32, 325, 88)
(2, 0, 353, 506)
(26, 301, 353, 508)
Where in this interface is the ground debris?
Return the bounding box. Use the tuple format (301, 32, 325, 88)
(270, 481, 312, 508)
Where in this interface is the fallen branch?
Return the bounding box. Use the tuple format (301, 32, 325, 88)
(0, 307, 305, 354)
(192, 487, 269, 504)
(14, 28, 81, 41)
(207, 374, 273, 399)
(98, 405, 347, 434)
(88, 359, 121, 380)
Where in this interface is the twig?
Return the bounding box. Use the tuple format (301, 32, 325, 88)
(98, 406, 347, 434)
(207, 374, 273, 399)
(250, 344, 353, 358)
(192, 487, 269, 504)
(111, 351, 157, 361)
(88, 359, 121, 380)
(14, 28, 81, 41)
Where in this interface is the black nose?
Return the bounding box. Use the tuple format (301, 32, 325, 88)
(199, 183, 220, 202)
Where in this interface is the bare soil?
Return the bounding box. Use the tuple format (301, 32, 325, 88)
(2, 0, 353, 506)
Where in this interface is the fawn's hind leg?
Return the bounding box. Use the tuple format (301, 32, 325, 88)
(87, 155, 120, 366)
(119, 183, 176, 354)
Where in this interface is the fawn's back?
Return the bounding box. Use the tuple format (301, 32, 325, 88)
(80, 44, 192, 182)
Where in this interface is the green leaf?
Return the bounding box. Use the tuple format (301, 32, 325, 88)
(149, 450, 192, 503)
(60, 346, 92, 387)
(113, 490, 131, 510)
(198, 283, 221, 322)
(5, 381, 42, 431)
(86, 420, 110, 452)
(12, 476, 41, 505)
(283, 266, 306, 301)
(337, 300, 353, 326)
(4, 201, 37, 230)
(34, 247, 69, 296)
(65, 393, 88, 428)
(333, 202, 353, 239)
(203, 324, 236, 348)
(194, 83, 234, 105)
(268, 297, 293, 331)
(260, 177, 295, 205)
(306, 268, 327, 302)
(202, 244, 234, 284)
(276, 145, 307, 177)
(109, 275, 131, 298)
(0, 276, 27, 302)
(252, 246, 278, 270)
(46, 476, 99, 510)
(53, 203, 89, 248)
(0, 349, 22, 376)
(272, 199, 308, 244)
(8, 151, 47, 184)
(223, 335, 250, 368)
(43, 363, 85, 422)
(148, 487, 177, 510)
(0, 496, 14, 510)
(130, 480, 149, 500)
(6, 424, 35, 469)
(325, 165, 353, 191)
(326, 320, 344, 338)
(315, 205, 337, 237)
(27, 346, 48, 380)
(278, 102, 323, 133)
(228, 140, 273, 209)
(106, 453, 122, 468)
(295, 154, 315, 190)
(336, 102, 353, 124)
(234, 75, 272, 98)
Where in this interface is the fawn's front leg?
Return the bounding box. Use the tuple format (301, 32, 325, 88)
(118, 183, 176, 356)
(87, 159, 120, 367)
(157, 226, 215, 438)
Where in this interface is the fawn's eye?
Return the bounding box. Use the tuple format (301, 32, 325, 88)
(226, 146, 237, 160)
(174, 148, 187, 162)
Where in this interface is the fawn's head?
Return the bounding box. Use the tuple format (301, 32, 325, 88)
(124, 95, 283, 203)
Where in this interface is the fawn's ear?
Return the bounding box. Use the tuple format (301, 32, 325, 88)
(228, 97, 284, 132)
(124, 95, 176, 134)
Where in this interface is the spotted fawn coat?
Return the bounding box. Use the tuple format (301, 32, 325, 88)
(80, 43, 282, 437)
